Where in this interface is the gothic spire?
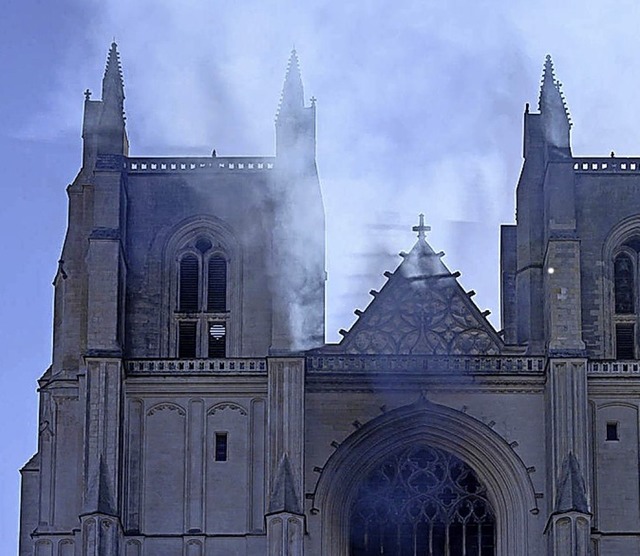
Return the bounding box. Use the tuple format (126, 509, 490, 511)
(101, 41, 125, 106)
(537, 55, 572, 150)
(538, 55, 571, 125)
(277, 48, 305, 119)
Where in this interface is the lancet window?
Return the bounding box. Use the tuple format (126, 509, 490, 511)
(175, 236, 228, 358)
(349, 445, 495, 556)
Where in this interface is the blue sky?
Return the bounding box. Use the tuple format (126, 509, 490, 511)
(3, 0, 640, 550)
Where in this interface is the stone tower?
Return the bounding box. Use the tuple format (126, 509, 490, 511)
(19, 43, 324, 555)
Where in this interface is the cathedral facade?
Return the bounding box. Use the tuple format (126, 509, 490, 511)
(18, 45, 640, 555)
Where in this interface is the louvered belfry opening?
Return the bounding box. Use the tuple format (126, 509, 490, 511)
(613, 247, 639, 359)
(207, 256, 227, 312)
(179, 255, 199, 312)
(208, 321, 226, 358)
(350, 445, 495, 556)
(176, 238, 229, 358)
(178, 321, 197, 358)
(616, 323, 635, 359)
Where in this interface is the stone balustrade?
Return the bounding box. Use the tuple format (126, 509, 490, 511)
(125, 156, 275, 173)
(589, 360, 640, 375)
(307, 355, 545, 374)
(573, 158, 640, 173)
(126, 358, 267, 374)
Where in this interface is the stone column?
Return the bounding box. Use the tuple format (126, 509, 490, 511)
(267, 358, 305, 501)
(544, 236, 592, 554)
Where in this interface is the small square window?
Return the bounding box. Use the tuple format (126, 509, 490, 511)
(606, 422, 619, 441)
(215, 432, 228, 461)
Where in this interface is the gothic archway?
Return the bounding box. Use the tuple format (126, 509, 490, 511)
(313, 399, 537, 556)
(349, 444, 495, 555)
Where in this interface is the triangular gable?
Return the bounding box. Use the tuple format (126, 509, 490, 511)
(337, 238, 503, 356)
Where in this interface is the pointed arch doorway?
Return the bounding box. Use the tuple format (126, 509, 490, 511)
(313, 400, 536, 556)
(349, 444, 495, 555)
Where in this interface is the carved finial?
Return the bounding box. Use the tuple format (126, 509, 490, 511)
(211, 149, 217, 157)
(611, 151, 615, 158)
(84, 89, 92, 101)
(412, 213, 431, 240)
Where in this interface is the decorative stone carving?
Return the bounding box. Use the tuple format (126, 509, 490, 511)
(146, 403, 186, 416)
(341, 256, 502, 355)
(207, 402, 248, 416)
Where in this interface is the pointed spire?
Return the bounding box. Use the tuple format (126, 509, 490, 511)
(268, 454, 302, 514)
(277, 48, 305, 119)
(537, 55, 572, 150)
(554, 453, 589, 514)
(102, 42, 124, 105)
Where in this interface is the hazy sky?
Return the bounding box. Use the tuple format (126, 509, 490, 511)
(3, 0, 640, 549)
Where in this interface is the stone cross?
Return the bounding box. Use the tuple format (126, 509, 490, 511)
(412, 213, 431, 240)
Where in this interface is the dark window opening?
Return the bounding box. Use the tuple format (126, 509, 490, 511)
(208, 322, 226, 358)
(178, 321, 197, 358)
(616, 324, 635, 359)
(614, 253, 635, 314)
(214, 432, 228, 461)
(606, 422, 619, 441)
(179, 255, 199, 312)
(207, 256, 227, 312)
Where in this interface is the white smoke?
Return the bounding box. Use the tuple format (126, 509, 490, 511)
(23, 0, 640, 342)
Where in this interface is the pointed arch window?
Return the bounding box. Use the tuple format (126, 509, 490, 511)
(349, 445, 495, 556)
(175, 237, 229, 358)
(614, 253, 634, 314)
(207, 256, 227, 312)
(179, 255, 200, 312)
(613, 244, 640, 359)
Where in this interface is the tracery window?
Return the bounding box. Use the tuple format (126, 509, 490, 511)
(350, 445, 495, 556)
(175, 236, 229, 358)
(613, 245, 640, 359)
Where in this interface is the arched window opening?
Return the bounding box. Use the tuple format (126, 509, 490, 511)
(350, 445, 495, 556)
(207, 256, 227, 312)
(612, 243, 640, 359)
(179, 255, 199, 312)
(174, 234, 230, 358)
(614, 253, 634, 314)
